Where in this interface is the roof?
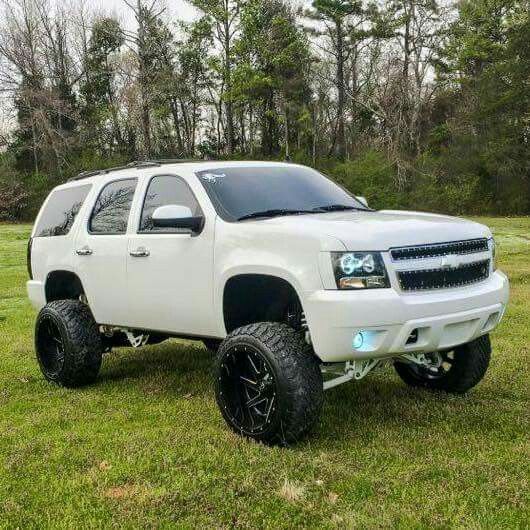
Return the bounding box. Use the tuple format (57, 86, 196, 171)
(66, 159, 297, 184)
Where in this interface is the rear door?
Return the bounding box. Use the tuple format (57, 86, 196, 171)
(125, 174, 216, 335)
(74, 177, 137, 326)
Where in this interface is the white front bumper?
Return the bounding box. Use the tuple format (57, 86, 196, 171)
(305, 270, 509, 362)
(27, 280, 46, 311)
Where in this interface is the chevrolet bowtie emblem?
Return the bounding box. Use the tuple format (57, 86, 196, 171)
(440, 254, 461, 269)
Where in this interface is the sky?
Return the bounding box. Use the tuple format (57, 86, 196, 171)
(91, 0, 199, 28)
(88, 0, 308, 30)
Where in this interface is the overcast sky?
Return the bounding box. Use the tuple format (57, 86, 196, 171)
(87, 0, 308, 30)
(83, 0, 198, 30)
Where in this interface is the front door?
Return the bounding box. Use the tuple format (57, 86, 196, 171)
(126, 174, 216, 336)
(74, 177, 138, 326)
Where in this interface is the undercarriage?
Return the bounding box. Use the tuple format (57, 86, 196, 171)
(322, 351, 445, 390)
(101, 323, 450, 392)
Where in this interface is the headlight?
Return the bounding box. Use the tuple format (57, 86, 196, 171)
(490, 237, 497, 271)
(331, 252, 390, 289)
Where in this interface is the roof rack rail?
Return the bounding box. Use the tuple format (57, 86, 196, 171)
(68, 161, 160, 182)
(144, 158, 206, 164)
(70, 169, 104, 181)
(126, 160, 161, 168)
(68, 158, 208, 182)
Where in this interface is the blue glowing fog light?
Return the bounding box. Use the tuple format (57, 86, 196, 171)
(352, 330, 383, 352)
(353, 331, 364, 349)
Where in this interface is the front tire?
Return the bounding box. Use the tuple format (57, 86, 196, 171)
(35, 300, 103, 387)
(215, 322, 323, 445)
(394, 334, 491, 394)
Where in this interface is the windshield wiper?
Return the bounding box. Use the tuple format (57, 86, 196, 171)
(313, 204, 365, 212)
(237, 209, 316, 221)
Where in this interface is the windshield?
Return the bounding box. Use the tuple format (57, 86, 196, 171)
(196, 165, 369, 222)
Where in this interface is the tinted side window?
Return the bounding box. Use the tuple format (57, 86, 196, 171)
(140, 175, 201, 232)
(89, 179, 137, 234)
(34, 184, 92, 237)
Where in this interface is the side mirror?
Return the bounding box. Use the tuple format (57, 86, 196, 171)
(356, 196, 368, 207)
(152, 204, 204, 233)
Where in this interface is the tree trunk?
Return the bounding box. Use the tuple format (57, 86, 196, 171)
(31, 119, 39, 174)
(312, 105, 317, 166)
(141, 91, 151, 157)
(335, 19, 346, 160)
(223, 14, 235, 155)
(283, 99, 290, 160)
(402, 3, 411, 82)
(137, 0, 151, 158)
(169, 98, 185, 155)
(105, 58, 123, 151)
(249, 105, 255, 156)
(239, 111, 246, 154)
(261, 88, 277, 156)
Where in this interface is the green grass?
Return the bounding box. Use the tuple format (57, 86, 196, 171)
(0, 218, 529, 529)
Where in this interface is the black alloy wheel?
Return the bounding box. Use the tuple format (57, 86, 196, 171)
(35, 300, 103, 387)
(218, 344, 278, 436)
(215, 322, 323, 445)
(36, 314, 66, 379)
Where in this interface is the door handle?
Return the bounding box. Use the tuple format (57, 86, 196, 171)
(129, 247, 150, 257)
(75, 246, 93, 256)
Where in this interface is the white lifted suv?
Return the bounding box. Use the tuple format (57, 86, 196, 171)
(27, 160, 509, 444)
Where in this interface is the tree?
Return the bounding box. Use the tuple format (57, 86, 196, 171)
(0, 0, 79, 173)
(172, 19, 213, 155)
(81, 17, 124, 153)
(122, 0, 173, 157)
(306, 0, 376, 159)
(440, 0, 530, 213)
(386, 0, 446, 156)
(190, 0, 243, 154)
(233, 0, 311, 156)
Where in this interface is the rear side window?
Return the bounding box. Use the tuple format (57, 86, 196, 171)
(139, 175, 202, 232)
(34, 184, 92, 237)
(89, 179, 137, 234)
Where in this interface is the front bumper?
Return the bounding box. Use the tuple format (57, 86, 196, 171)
(304, 270, 509, 362)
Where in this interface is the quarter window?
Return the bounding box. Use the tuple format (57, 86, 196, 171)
(140, 175, 201, 232)
(89, 179, 137, 234)
(34, 184, 92, 237)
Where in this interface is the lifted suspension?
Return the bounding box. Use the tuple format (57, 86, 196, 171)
(322, 352, 438, 390)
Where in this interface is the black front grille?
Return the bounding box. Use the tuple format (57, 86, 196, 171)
(391, 239, 489, 261)
(398, 259, 490, 291)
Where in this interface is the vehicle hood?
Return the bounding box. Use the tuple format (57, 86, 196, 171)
(251, 210, 491, 251)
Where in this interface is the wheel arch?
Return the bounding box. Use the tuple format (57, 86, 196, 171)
(45, 270, 86, 303)
(222, 272, 306, 334)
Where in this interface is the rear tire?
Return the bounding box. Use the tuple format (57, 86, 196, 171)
(394, 334, 491, 394)
(35, 300, 103, 387)
(215, 322, 323, 445)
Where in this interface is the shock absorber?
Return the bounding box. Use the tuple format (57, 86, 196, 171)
(300, 311, 308, 331)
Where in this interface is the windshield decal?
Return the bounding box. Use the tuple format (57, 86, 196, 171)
(200, 172, 226, 183)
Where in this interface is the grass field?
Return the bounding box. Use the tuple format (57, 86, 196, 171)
(0, 218, 529, 528)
